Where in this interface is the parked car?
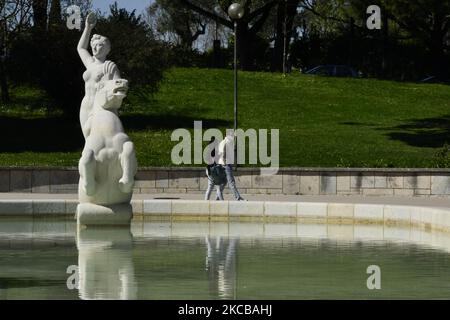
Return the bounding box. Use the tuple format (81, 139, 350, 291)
(304, 65, 359, 78)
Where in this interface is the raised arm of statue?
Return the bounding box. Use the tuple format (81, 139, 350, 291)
(78, 12, 97, 68)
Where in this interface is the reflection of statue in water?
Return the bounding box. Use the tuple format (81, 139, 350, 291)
(76, 12, 137, 226)
(78, 12, 120, 138)
(76, 228, 137, 300)
(205, 236, 238, 299)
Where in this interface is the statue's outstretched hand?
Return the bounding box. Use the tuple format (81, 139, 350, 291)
(86, 12, 97, 29)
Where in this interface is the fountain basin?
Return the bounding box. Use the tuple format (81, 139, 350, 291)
(0, 198, 450, 233)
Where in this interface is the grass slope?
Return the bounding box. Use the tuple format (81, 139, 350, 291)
(1, 68, 450, 167)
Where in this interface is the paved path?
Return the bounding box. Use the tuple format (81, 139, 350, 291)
(1, 193, 450, 208)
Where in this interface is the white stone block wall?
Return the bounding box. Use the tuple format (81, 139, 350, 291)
(0, 167, 449, 197)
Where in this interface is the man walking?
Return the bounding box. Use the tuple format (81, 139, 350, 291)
(217, 133, 245, 201)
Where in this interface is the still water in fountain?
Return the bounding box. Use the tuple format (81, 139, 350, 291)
(0, 218, 449, 299)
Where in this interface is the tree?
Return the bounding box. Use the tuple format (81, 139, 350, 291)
(48, 0, 62, 29)
(380, 0, 450, 78)
(61, 0, 92, 16)
(148, 0, 210, 51)
(31, 0, 47, 32)
(43, 0, 82, 116)
(27, 1, 171, 117)
(176, 0, 307, 71)
(95, 2, 171, 91)
(0, 0, 32, 102)
(294, 0, 360, 68)
(178, 0, 279, 70)
(7, 1, 170, 116)
(271, 0, 300, 71)
(294, 0, 450, 79)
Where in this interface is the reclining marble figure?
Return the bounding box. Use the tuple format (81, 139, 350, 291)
(77, 78, 137, 225)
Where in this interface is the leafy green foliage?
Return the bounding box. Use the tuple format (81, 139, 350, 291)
(432, 144, 450, 168)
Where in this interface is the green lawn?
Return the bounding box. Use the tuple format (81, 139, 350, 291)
(1, 67, 450, 168)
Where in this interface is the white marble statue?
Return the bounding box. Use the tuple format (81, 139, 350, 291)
(77, 78, 137, 225)
(76, 13, 137, 226)
(78, 12, 120, 138)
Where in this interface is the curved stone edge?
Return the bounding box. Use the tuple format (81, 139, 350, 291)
(76, 203, 133, 226)
(0, 200, 72, 216)
(1, 199, 450, 233)
(138, 200, 450, 233)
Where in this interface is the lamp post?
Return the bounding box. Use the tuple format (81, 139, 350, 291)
(228, 3, 244, 169)
(213, 6, 222, 67)
(283, 0, 287, 75)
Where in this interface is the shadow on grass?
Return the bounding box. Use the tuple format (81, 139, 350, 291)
(0, 116, 84, 152)
(340, 115, 450, 148)
(0, 115, 231, 153)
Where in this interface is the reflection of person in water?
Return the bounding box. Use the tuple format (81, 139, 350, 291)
(205, 236, 238, 299)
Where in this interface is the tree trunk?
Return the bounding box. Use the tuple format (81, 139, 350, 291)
(427, 13, 447, 78)
(381, 11, 389, 77)
(271, 0, 299, 72)
(236, 22, 253, 71)
(271, 1, 285, 72)
(0, 22, 7, 103)
(429, 30, 446, 78)
(48, 0, 62, 31)
(32, 0, 48, 32)
(0, 59, 10, 103)
(31, 0, 49, 95)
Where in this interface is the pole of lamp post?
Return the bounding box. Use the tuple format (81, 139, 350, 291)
(228, 3, 244, 170)
(283, 0, 287, 75)
(233, 21, 238, 170)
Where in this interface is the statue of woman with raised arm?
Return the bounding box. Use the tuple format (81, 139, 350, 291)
(77, 12, 120, 138)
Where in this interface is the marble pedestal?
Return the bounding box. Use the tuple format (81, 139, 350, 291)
(77, 203, 132, 227)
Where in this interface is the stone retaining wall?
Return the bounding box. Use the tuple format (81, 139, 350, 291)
(1, 167, 450, 197)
